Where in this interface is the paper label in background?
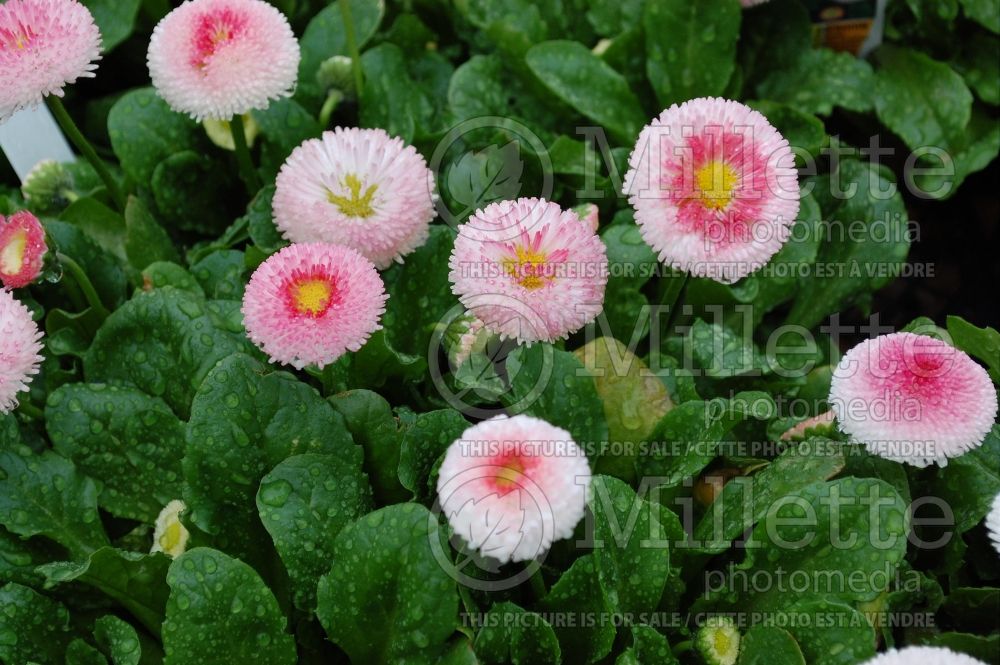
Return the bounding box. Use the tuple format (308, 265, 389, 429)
(0, 106, 75, 184)
(804, 0, 888, 57)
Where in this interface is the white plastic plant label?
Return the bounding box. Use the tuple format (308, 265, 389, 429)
(0, 105, 74, 184)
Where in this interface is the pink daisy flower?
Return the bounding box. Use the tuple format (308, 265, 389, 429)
(829, 332, 998, 467)
(0, 211, 47, 289)
(448, 198, 609, 344)
(147, 0, 299, 121)
(623, 98, 799, 284)
(0, 0, 101, 122)
(986, 492, 1000, 558)
(273, 128, 437, 269)
(241, 242, 387, 370)
(436, 414, 592, 563)
(572, 203, 600, 233)
(740, 0, 771, 6)
(0, 288, 44, 413)
(861, 647, 988, 665)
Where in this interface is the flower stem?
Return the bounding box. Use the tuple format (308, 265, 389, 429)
(230, 114, 261, 195)
(339, 0, 364, 99)
(46, 96, 126, 212)
(57, 252, 108, 318)
(16, 400, 44, 421)
(661, 272, 690, 335)
(528, 565, 547, 600)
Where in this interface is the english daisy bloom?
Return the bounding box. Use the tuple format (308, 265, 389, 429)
(572, 203, 600, 233)
(147, 0, 300, 121)
(0, 0, 102, 121)
(829, 332, 998, 467)
(0, 211, 48, 289)
(437, 414, 592, 563)
(241, 242, 387, 370)
(0, 288, 44, 413)
(623, 98, 799, 284)
(986, 492, 1000, 557)
(861, 647, 988, 665)
(151, 499, 191, 559)
(695, 617, 741, 665)
(273, 127, 437, 269)
(448, 198, 608, 344)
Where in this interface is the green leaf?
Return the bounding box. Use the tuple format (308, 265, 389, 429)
(737, 626, 805, 665)
(526, 40, 646, 144)
(953, 32, 1000, 105)
(643, 0, 741, 108)
(37, 547, 170, 638)
(67, 639, 110, 665)
(0, 445, 107, 558)
(874, 46, 973, 151)
(82, 0, 140, 51)
(94, 615, 142, 665)
(251, 99, 322, 182)
(60, 197, 127, 263)
(328, 389, 410, 504)
(382, 225, 457, 356)
(589, 475, 671, 616)
(243, 185, 287, 255)
(185, 353, 355, 561)
(781, 599, 875, 665)
(298, 0, 384, 105)
(360, 43, 432, 144)
(947, 315, 1000, 381)
(616, 625, 678, 664)
(911, 106, 1000, 198)
(442, 140, 525, 224)
(473, 601, 561, 665)
(163, 548, 296, 665)
(537, 554, 616, 664)
(257, 453, 372, 611)
(692, 441, 846, 553)
(397, 409, 468, 497)
(316, 503, 459, 665)
(0, 583, 73, 665)
(46, 383, 185, 522)
(348, 329, 426, 389)
(739, 0, 812, 88)
(141, 262, 203, 296)
(637, 400, 725, 486)
(151, 151, 234, 234)
(190, 249, 246, 300)
(124, 196, 179, 272)
(108, 88, 207, 185)
(926, 426, 999, 532)
(504, 344, 610, 449)
(701, 478, 908, 613)
(0, 525, 59, 587)
(747, 100, 827, 161)
(787, 160, 911, 329)
(960, 0, 1000, 33)
(574, 337, 673, 480)
(756, 48, 876, 116)
(43, 220, 127, 310)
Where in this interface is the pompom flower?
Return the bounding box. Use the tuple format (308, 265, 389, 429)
(0, 0, 102, 122)
(987, 491, 1000, 557)
(241, 242, 387, 370)
(0, 211, 47, 288)
(696, 617, 741, 665)
(151, 499, 191, 559)
(623, 97, 799, 284)
(436, 414, 592, 563)
(448, 198, 609, 344)
(273, 127, 437, 269)
(829, 332, 998, 467)
(0, 288, 44, 413)
(861, 647, 988, 665)
(147, 0, 300, 121)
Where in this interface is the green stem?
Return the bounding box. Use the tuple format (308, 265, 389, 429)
(230, 114, 261, 195)
(46, 96, 126, 212)
(339, 0, 364, 99)
(58, 252, 108, 317)
(16, 400, 44, 421)
(661, 273, 690, 336)
(671, 639, 694, 656)
(528, 565, 547, 600)
(458, 584, 479, 630)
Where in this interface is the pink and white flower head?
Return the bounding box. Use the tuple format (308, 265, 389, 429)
(740, 0, 771, 7)
(147, 0, 299, 121)
(861, 647, 988, 665)
(0, 288, 44, 413)
(436, 414, 592, 563)
(572, 203, 600, 233)
(986, 491, 1000, 557)
(0, 211, 47, 288)
(623, 97, 799, 284)
(273, 127, 437, 269)
(829, 332, 998, 467)
(0, 0, 101, 122)
(448, 198, 608, 344)
(241, 242, 387, 370)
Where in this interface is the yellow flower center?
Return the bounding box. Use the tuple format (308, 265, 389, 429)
(159, 520, 186, 554)
(291, 278, 335, 316)
(504, 246, 551, 290)
(714, 630, 732, 657)
(494, 458, 525, 489)
(695, 160, 739, 211)
(0, 229, 27, 275)
(328, 174, 377, 218)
